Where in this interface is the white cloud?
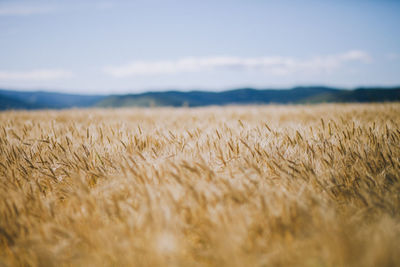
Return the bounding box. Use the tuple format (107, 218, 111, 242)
(0, 2, 116, 16)
(0, 5, 55, 16)
(0, 70, 73, 81)
(104, 50, 371, 77)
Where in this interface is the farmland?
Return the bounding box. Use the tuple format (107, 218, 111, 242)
(0, 104, 399, 266)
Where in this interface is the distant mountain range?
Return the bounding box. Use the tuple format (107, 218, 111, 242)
(0, 89, 104, 110)
(1, 86, 399, 110)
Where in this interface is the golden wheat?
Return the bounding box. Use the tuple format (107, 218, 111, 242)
(0, 104, 399, 266)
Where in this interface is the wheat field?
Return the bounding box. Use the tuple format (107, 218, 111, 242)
(0, 104, 399, 266)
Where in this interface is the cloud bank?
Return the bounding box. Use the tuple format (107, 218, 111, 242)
(0, 70, 73, 81)
(104, 50, 371, 78)
(0, 2, 112, 16)
(0, 5, 55, 16)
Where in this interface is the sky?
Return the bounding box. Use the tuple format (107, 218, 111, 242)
(0, 0, 399, 94)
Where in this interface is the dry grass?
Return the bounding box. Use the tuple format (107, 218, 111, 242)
(0, 103, 399, 266)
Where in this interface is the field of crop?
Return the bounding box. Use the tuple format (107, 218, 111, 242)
(0, 104, 399, 266)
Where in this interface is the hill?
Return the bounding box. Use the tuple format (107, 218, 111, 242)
(0, 89, 105, 110)
(96, 86, 400, 107)
(1, 86, 400, 110)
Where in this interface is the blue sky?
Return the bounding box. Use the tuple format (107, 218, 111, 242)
(0, 0, 399, 94)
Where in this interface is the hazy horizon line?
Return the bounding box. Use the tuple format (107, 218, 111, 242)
(1, 84, 400, 96)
